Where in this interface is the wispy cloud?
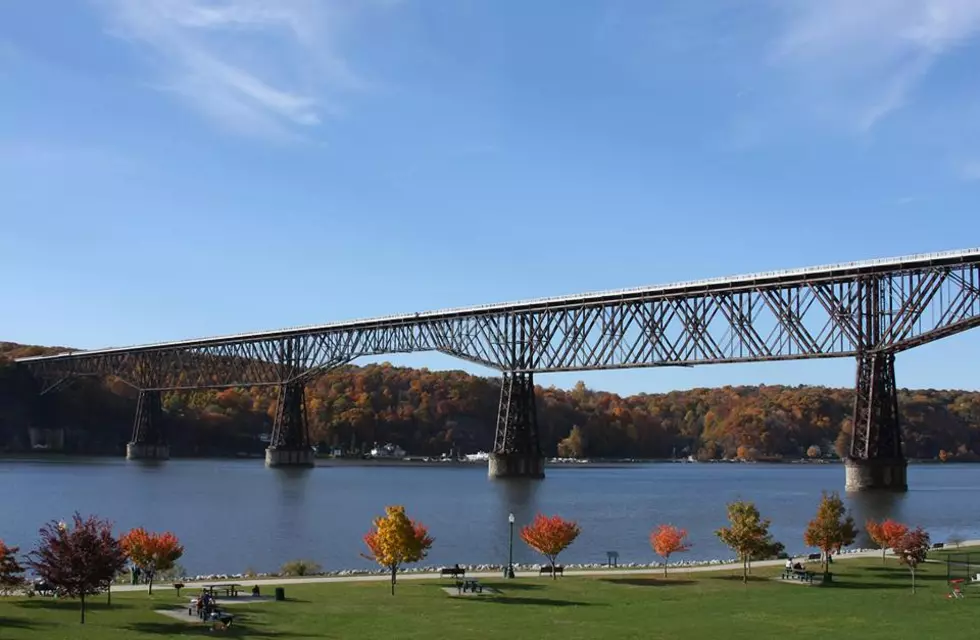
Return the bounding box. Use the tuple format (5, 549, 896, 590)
(770, 0, 980, 132)
(960, 160, 980, 181)
(95, 0, 393, 141)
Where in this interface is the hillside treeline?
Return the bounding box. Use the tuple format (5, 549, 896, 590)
(1, 342, 979, 460)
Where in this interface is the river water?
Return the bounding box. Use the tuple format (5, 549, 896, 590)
(1, 458, 977, 576)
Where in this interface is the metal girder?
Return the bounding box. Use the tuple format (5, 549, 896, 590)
(131, 389, 165, 446)
(850, 352, 902, 461)
(16, 251, 980, 387)
(269, 382, 311, 450)
(493, 372, 541, 457)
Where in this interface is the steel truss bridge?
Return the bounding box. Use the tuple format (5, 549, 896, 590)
(16, 248, 980, 485)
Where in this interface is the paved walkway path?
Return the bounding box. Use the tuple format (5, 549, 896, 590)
(110, 541, 978, 594)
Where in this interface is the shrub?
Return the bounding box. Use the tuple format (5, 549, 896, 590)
(280, 559, 322, 576)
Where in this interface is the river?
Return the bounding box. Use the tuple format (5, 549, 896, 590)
(1, 458, 976, 576)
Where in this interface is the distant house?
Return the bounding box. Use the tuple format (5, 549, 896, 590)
(369, 443, 407, 459)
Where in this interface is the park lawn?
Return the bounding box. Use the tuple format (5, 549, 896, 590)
(0, 559, 975, 640)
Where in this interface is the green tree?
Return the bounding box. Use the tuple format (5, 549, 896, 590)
(715, 500, 780, 583)
(557, 425, 585, 458)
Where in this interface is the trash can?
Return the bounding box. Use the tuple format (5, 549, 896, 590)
(274, 587, 285, 601)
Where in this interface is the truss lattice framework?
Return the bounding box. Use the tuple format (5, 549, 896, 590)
(17, 251, 980, 390)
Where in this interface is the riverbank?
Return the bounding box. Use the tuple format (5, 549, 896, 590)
(4, 549, 976, 640)
(110, 540, 978, 592)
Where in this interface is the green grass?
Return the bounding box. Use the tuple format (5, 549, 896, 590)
(0, 559, 977, 639)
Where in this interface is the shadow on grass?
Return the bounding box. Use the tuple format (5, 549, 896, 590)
(826, 582, 915, 590)
(598, 578, 695, 588)
(16, 599, 135, 612)
(492, 583, 544, 591)
(710, 575, 771, 584)
(468, 596, 599, 607)
(0, 616, 43, 629)
(128, 620, 319, 638)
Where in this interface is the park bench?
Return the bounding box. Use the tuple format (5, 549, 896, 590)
(539, 565, 564, 577)
(29, 580, 55, 597)
(441, 567, 465, 579)
(456, 579, 482, 594)
(933, 542, 945, 549)
(780, 569, 816, 584)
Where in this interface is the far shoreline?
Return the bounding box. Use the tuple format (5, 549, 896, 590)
(0, 453, 973, 467)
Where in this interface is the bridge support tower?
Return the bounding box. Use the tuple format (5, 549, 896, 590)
(126, 390, 169, 460)
(489, 372, 545, 479)
(265, 381, 315, 468)
(845, 352, 907, 492)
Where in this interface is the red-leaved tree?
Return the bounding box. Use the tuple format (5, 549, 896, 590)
(650, 525, 691, 578)
(520, 514, 580, 579)
(27, 513, 127, 623)
(866, 519, 908, 563)
(119, 528, 184, 595)
(893, 527, 931, 593)
(0, 539, 25, 595)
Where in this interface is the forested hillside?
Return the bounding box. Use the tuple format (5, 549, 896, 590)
(1, 342, 979, 460)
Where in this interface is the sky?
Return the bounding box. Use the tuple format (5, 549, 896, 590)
(1, 0, 979, 396)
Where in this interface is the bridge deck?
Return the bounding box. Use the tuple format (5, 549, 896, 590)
(16, 247, 980, 361)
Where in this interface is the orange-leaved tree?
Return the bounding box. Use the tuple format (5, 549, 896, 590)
(119, 528, 183, 595)
(651, 525, 691, 578)
(362, 505, 434, 595)
(520, 514, 581, 579)
(803, 491, 857, 574)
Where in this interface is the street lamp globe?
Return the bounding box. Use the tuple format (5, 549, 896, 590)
(506, 513, 516, 578)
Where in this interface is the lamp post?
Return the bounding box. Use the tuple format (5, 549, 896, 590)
(506, 513, 516, 579)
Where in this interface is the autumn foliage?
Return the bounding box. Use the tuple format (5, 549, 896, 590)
(650, 525, 691, 577)
(363, 505, 434, 595)
(892, 527, 931, 593)
(803, 492, 857, 573)
(520, 514, 581, 579)
(0, 539, 25, 595)
(715, 501, 782, 583)
(26, 513, 127, 624)
(866, 519, 908, 563)
(6, 336, 980, 463)
(120, 528, 184, 595)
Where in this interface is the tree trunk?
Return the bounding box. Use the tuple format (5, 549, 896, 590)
(80, 593, 86, 624)
(742, 557, 747, 584)
(911, 567, 916, 594)
(107, 584, 111, 606)
(663, 557, 668, 578)
(148, 575, 154, 596)
(552, 561, 557, 580)
(390, 566, 396, 596)
(882, 548, 886, 564)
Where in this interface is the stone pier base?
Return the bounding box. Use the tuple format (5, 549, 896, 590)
(265, 447, 315, 468)
(844, 458, 908, 492)
(488, 453, 545, 479)
(126, 442, 170, 461)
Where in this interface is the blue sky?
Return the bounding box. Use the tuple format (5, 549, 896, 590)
(2, 0, 979, 395)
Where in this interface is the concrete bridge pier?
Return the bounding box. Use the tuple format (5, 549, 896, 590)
(126, 389, 169, 460)
(845, 352, 907, 492)
(265, 381, 315, 468)
(489, 371, 545, 479)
